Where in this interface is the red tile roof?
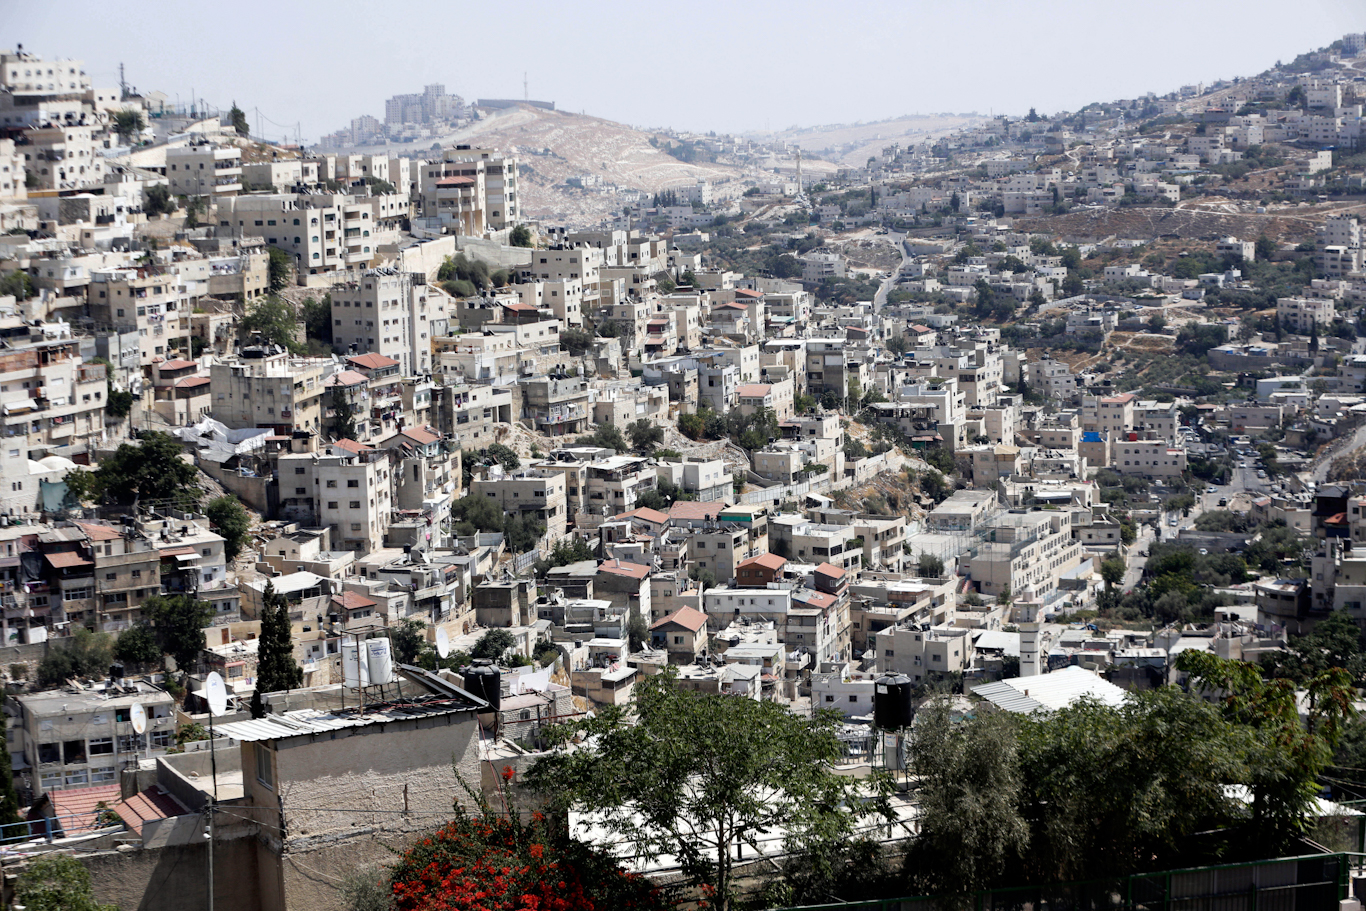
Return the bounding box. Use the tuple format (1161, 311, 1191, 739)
(598, 559, 650, 580)
(113, 785, 189, 835)
(159, 359, 197, 371)
(395, 426, 440, 446)
(734, 288, 763, 299)
(159, 546, 196, 558)
(739, 552, 787, 571)
(669, 501, 726, 521)
(502, 302, 538, 312)
(435, 176, 475, 186)
(45, 784, 123, 835)
(44, 550, 92, 569)
(814, 562, 846, 579)
(325, 370, 369, 388)
(332, 439, 374, 454)
(616, 507, 669, 525)
(795, 589, 837, 610)
(75, 522, 122, 542)
(736, 384, 772, 398)
(347, 353, 400, 370)
(332, 591, 377, 609)
(175, 376, 211, 389)
(651, 606, 708, 633)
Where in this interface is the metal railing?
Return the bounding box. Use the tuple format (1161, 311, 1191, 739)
(0, 811, 124, 845)
(768, 853, 1350, 911)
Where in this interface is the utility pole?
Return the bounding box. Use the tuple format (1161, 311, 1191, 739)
(119, 63, 127, 101)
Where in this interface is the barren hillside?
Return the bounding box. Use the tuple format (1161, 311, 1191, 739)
(345, 106, 756, 226)
(749, 114, 988, 167)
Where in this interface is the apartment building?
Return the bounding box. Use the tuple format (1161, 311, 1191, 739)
(960, 509, 1083, 602)
(22, 123, 104, 191)
(217, 192, 403, 280)
(735, 379, 795, 422)
(875, 623, 974, 684)
(330, 269, 444, 375)
(470, 470, 568, 545)
(209, 353, 328, 435)
(1113, 440, 1187, 480)
(87, 267, 190, 366)
(1276, 297, 1335, 333)
(15, 682, 178, 799)
(278, 441, 393, 555)
(166, 142, 242, 197)
(0, 341, 108, 451)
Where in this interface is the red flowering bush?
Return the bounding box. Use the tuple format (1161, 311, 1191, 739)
(390, 809, 670, 911)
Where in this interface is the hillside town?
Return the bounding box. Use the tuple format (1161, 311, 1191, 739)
(7, 27, 1366, 911)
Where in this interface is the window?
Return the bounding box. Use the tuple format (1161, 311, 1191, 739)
(347, 479, 359, 488)
(328, 501, 338, 509)
(824, 695, 835, 703)
(38, 742, 60, 764)
(89, 737, 113, 755)
(150, 730, 173, 749)
(256, 743, 275, 789)
(90, 766, 116, 784)
(849, 695, 859, 703)
(63, 740, 87, 764)
(349, 501, 361, 509)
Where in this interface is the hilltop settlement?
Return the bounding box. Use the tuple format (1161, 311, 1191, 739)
(8, 31, 1366, 911)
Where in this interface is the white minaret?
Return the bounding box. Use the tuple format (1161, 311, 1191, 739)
(1019, 622, 1041, 677)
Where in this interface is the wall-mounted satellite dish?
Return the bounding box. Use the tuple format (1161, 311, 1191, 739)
(205, 672, 228, 717)
(129, 703, 147, 735)
(435, 627, 451, 659)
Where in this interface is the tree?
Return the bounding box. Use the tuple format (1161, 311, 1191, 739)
(240, 294, 300, 352)
(330, 388, 358, 441)
(484, 443, 520, 472)
(14, 854, 117, 911)
(265, 247, 292, 292)
(390, 618, 428, 666)
(36, 628, 114, 687)
(917, 553, 945, 578)
(905, 698, 1028, 898)
(146, 594, 213, 674)
(508, 224, 533, 247)
(0, 269, 35, 300)
(229, 101, 249, 137)
(1256, 235, 1277, 261)
(300, 294, 333, 346)
(1100, 554, 1126, 591)
(1148, 315, 1167, 332)
(205, 496, 251, 561)
(112, 107, 146, 144)
(950, 192, 961, 212)
(471, 628, 515, 661)
(1177, 650, 1355, 852)
(627, 418, 664, 452)
(526, 667, 890, 911)
(627, 607, 649, 651)
(560, 327, 594, 356)
(144, 183, 176, 217)
(256, 581, 303, 693)
(0, 697, 20, 826)
(64, 431, 200, 509)
(579, 422, 628, 452)
(113, 624, 162, 668)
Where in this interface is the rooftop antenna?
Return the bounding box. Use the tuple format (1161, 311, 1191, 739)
(119, 62, 128, 101)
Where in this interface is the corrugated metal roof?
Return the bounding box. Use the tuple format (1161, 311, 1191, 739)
(971, 666, 1126, 714)
(214, 698, 479, 743)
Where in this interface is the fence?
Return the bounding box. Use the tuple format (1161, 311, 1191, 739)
(769, 853, 1349, 911)
(513, 549, 542, 574)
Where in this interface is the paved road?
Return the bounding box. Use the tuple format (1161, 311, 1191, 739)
(874, 232, 910, 311)
(1310, 420, 1366, 484)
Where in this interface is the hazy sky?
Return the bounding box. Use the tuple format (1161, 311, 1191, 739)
(6, 0, 1364, 143)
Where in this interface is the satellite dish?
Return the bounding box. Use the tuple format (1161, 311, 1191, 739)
(129, 703, 147, 735)
(435, 627, 451, 659)
(205, 672, 228, 717)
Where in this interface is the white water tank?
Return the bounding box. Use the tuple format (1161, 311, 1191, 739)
(366, 637, 394, 685)
(342, 642, 370, 689)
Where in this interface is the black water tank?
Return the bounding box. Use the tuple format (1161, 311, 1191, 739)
(463, 659, 501, 712)
(874, 673, 914, 730)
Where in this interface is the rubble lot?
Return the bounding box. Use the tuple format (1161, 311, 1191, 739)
(1014, 204, 1324, 245)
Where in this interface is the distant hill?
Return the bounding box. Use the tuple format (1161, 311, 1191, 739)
(335, 106, 759, 227)
(749, 114, 988, 167)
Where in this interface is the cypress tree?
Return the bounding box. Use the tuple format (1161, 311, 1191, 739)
(0, 697, 20, 826)
(255, 581, 302, 694)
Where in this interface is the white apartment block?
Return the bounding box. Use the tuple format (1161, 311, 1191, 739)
(87, 268, 191, 366)
(960, 510, 1082, 602)
(166, 143, 242, 197)
(1277, 297, 1335, 334)
(278, 442, 394, 554)
(209, 353, 328, 435)
(0, 340, 108, 452)
(331, 269, 443, 375)
(470, 470, 568, 544)
(1114, 440, 1187, 480)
